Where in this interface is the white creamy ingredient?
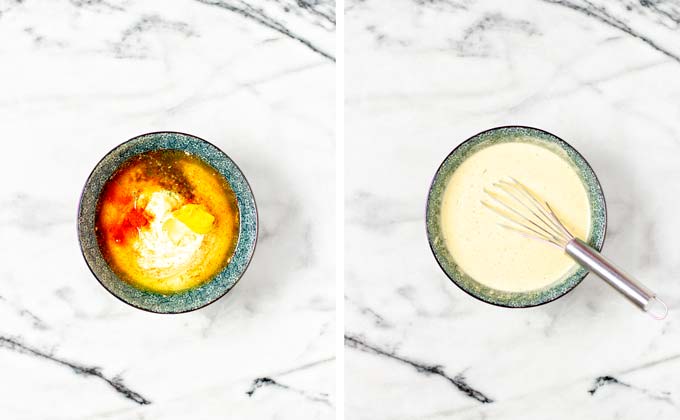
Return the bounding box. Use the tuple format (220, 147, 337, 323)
(440, 140, 591, 292)
(134, 190, 204, 278)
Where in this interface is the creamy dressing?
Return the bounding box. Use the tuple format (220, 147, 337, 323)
(440, 140, 591, 292)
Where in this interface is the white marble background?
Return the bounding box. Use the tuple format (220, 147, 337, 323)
(345, 1, 680, 419)
(0, 1, 334, 419)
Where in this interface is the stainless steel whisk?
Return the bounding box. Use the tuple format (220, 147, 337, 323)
(482, 177, 667, 319)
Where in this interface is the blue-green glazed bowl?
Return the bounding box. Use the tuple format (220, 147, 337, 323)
(426, 126, 607, 308)
(78, 132, 258, 313)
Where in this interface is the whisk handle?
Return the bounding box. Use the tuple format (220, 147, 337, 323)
(565, 239, 667, 319)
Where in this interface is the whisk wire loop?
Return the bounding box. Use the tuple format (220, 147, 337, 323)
(505, 178, 573, 240)
(482, 190, 563, 245)
(481, 178, 573, 248)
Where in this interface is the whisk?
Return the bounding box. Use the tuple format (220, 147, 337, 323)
(482, 177, 667, 319)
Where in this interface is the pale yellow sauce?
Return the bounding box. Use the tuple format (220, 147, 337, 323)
(440, 140, 591, 292)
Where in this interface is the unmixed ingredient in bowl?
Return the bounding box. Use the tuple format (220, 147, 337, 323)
(95, 150, 239, 294)
(440, 141, 591, 292)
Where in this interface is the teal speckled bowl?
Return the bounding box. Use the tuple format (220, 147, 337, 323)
(78, 132, 257, 313)
(426, 126, 607, 308)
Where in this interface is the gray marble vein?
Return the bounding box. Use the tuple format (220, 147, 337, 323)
(588, 375, 674, 405)
(588, 375, 629, 395)
(0, 194, 71, 231)
(68, 0, 125, 12)
(345, 334, 493, 403)
(192, 0, 335, 60)
(246, 377, 331, 405)
(454, 12, 539, 57)
(345, 190, 421, 233)
(0, 336, 151, 405)
(274, 356, 335, 376)
(0, 295, 49, 330)
(113, 14, 197, 59)
(345, 296, 393, 328)
(540, 0, 680, 63)
(411, 0, 471, 12)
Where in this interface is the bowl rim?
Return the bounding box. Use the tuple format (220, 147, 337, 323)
(77, 131, 258, 314)
(425, 125, 608, 308)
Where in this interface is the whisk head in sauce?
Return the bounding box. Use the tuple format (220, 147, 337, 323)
(481, 177, 574, 249)
(481, 177, 668, 320)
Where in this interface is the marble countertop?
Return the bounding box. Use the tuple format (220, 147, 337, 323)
(345, 1, 680, 419)
(0, 1, 334, 419)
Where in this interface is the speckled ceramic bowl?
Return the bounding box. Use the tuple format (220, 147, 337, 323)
(426, 126, 607, 308)
(78, 132, 257, 313)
